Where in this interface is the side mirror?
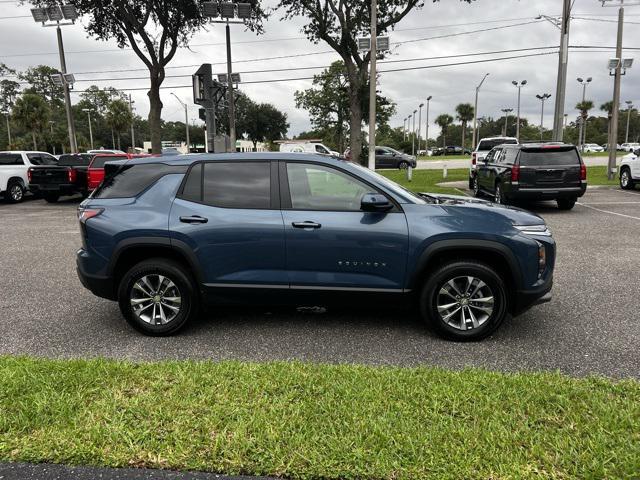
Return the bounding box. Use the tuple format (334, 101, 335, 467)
(634, 149, 640, 157)
(361, 192, 393, 212)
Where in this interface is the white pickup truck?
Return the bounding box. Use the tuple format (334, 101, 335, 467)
(619, 149, 640, 190)
(0, 151, 58, 203)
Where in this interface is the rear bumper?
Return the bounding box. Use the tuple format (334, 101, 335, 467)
(507, 184, 586, 200)
(30, 183, 84, 195)
(77, 250, 116, 300)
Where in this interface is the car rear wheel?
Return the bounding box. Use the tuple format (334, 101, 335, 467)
(6, 181, 24, 203)
(620, 168, 634, 190)
(419, 260, 508, 341)
(472, 176, 481, 197)
(117, 258, 198, 336)
(557, 198, 576, 210)
(398, 161, 409, 170)
(44, 193, 59, 203)
(494, 182, 507, 205)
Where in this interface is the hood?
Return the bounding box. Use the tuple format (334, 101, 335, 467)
(420, 193, 546, 226)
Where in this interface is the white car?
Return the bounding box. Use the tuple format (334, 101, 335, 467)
(582, 143, 604, 153)
(278, 142, 339, 157)
(0, 151, 59, 203)
(620, 150, 640, 190)
(620, 143, 640, 153)
(469, 136, 518, 189)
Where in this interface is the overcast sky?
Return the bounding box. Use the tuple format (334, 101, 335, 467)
(1, 0, 639, 140)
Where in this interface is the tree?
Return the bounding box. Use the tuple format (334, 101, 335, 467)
(455, 103, 474, 150)
(105, 98, 133, 150)
(0, 64, 20, 112)
(278, 0, 467, 164)
(239, 101, 289, 150)
(576, 100, 594, 120)
(12, 93, 50, 149)
(19, 65, 64, 107)
(435, 114, 454, 147)
(28, 1, 266, 154)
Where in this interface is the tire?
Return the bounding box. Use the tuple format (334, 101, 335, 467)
(620, 168, 634, 190)
(557, 198, 576, 210)
(472, 176, 481, 197)
(44, 193, 60, 203)
(398, 161, 409, 170)
(419, 260, 509, 341)
(5, 181, 24, 203)
(494, 182, 507, 205)
(117, 258, 198, 336)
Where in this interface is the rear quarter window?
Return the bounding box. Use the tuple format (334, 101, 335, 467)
(519, 148, 581, 166)
(0, 153, 23, 165)
(92, 163, 187, 199)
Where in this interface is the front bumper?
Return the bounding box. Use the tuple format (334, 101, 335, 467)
(512, 276, 553, 316)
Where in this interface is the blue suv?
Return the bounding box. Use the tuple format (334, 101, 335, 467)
(77, 153, 555, 341)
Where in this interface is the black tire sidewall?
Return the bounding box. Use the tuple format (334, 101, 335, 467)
(557, 198, 576, 210)
(6, 182, 24, 203)
(117, 259, 196, 336)
(620, 169, 632, 189)
(420, 262, 508, 341)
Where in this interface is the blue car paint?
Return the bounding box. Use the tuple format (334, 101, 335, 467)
(77, 153, 554, 314)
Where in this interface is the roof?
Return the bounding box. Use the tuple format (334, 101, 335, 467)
(125, 152, 344, 166)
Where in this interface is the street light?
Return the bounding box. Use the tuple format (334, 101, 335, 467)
(577, 77, 592, 151)
(625, 100, 634, 143)
(411, 109, 417, 157)
(31, 4, 78, 153)
(512, 80, 527, 142)
(501, 108, 513, 136)
(417, 103, 424, 154)
(2, 111, 10, 147)
(472, 73, 489, 149)
(425, 96, 432, 153)
(82, 108, 94, 150)
(536, 94, 552, 141)
(171, 93, 191, 153)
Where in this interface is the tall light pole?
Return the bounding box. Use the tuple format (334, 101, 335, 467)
(417, 103, 424, 153)
(536, 94, 552, 141)
(31, 5, 79, 153)
(577, 77, 592, 151)
(411, 109, 417, 157)
(550, 0, 573, 141)
(3, 111, 11, 147)
(512, 80, 527, 142)
(82, 108, 93, 150)
(625, 100, 634, 143)
(367, 0, 378, 170)
(128, 94, 136, 151)
(171, 93, 190, 153)
(425, 96, 432, 152)
(403, 117, 407, 140)
(501, 108, 513, 136)
(472, 73, 489, 149)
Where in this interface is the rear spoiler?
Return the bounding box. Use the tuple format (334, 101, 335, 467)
(521, 145, 576, 152)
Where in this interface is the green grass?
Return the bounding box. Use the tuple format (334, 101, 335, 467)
(0, 357, 638, 479)
(381, 168, 468, 195)
(417, 154, 468, 161)
(584, 165, 620, 186)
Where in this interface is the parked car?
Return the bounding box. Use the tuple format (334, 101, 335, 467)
(0, 151, 58, 203)
(27, 153, 94, 202)
(619, 142, 640, 153)
(77, 152, 555, 341)
(279, 142, 340, 157)
(473, 143, 586, 210)
(619, 149, 640, 190)
(87, 149, 125, 155)
(432, 146, 472, 156)
(469, 137, 518, 189)
(86, 153, 153, 192)
(375, 146, 417, 169)
(582, 143, 604, 153)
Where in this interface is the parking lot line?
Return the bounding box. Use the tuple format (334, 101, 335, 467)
(581, 201, 640, 205)
(576, 202, 640, 221)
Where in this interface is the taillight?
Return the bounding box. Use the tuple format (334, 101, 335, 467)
(27, 168, 32, 183)
(511, 164, 520, 182)
(472, 153, 477, 165)
(580, 163, 587, 181)
(78, 208, 103, 224)
(68, 168, 76, 183)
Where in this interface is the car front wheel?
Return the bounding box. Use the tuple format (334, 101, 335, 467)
(398, 161, 409, 170)
(620, 168, 634, 190)
(117, 258, 198, 336)
(419, 260, 508, 341)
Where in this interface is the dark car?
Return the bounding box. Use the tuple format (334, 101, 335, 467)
(28, 153, 94, 202)
(433, 146, 472, 156)
(77, 153, 555, 341)
(473, 143, 587, 210)
(374, 146, 417, 169)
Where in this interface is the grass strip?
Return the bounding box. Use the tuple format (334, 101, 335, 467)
(0, 357, 638, 479)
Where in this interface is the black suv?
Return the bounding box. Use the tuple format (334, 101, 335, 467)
(473, 144, 587, 210)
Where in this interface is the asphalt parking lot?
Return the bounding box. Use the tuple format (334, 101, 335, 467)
(0, 188, 638, 378)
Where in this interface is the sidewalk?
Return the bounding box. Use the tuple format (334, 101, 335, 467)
(0, 463, 274, 480)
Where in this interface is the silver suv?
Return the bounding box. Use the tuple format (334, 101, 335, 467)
(469, 137, 518, 189)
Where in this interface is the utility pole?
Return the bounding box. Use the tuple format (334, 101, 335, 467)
(536, 94, 552, 141)
(129, 94, 136, 151)
(367, 0, 378, 170)
(472, 73, 489, 149)
(607, 0, 625, 180)
(512, 80, 527, 142)
(172, 93, 190, 153)
(4, 112, 11, 147)
(625, 100, 633, 143)
(425, 96, 432, 152)
(417, 103, 424, 153)
(551, 0, 572, 141)
(501, 108, 513, 136)
(56, 26, 77, 153)
(411, 110, 417, 157)
(403, 117, 407, 139)
(225, 23, 236, 152)
(82, 108, 93, 150)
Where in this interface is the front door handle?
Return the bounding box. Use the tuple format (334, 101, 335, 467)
(180, 215, 208, 224)
(292, 221, 321, 230)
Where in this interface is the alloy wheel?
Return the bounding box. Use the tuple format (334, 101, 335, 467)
(473, 177, 480, 196)
(436, 276, 494, 331)
(621, 171, 630, 188)
(130, 274, 182, 325)
(494, 185, 502, 204)
(10, 184, 23, 202)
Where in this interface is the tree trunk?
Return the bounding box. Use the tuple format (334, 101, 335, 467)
(443, 130, 446, 148)
(148, 73, 164, 155)
(117, 132, 121, 150)
(348, 89, 363, 165)
(31, 131, 37, 150)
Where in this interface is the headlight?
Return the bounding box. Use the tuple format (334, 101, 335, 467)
(515, 224, 552, 237)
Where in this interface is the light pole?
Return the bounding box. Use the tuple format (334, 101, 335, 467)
(3, 111, 11, 147)
(417, 103, 424, 154)
(82, 108, 94, 150)
(172, 93, 190, 153)
(512, 80, 527, 142)
(31, 5, 78, 153)
(403, 117, 407, 140)
(501, 108, 513, 136)
(472, 73, 489, 149)
(536, 94, 552, 141)
(128, 94, 136, 151)
(425, 96, 432, 153)
(411, 110, 417, 157)
(625, 100, 634, 143)
(577, 77, 592, 151)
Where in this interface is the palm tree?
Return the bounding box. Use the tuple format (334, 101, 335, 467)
(435, 114, 454, 147)
(455, 103, 474, 150)
(12, 93, 50, 150)
(105, 99, 133, 150)
(600, 101, 614, 117)
(575, 100, 594, 148)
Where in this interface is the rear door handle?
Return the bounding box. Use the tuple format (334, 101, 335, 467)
(292, 221, 321, 229)
(180, 215, 208, 224)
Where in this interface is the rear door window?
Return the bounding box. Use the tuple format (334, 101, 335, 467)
(27, 153, 57, 166)
(0, 153, 23, 165)
(519, 148, 581, 166)
(93, 163, 186, 199)
(202, 162, 271, 209)
(503, 148, 518, 165)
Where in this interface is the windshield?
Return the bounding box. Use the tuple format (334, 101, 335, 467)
(349, 163, 426, 204)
